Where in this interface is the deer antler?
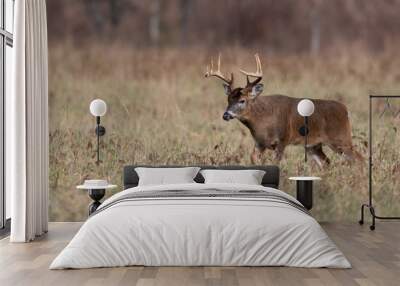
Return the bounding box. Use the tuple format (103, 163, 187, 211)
(205, 53, 234, 86)
(239, 54, 263, 85)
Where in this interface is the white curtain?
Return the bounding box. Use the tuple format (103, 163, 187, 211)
(8, 0, 49, 242)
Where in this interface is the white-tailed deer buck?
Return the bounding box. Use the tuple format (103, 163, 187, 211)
(205, 54, 363, 166)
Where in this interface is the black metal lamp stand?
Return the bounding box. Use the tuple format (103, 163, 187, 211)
(359, 95, 400, 230)
(296, 180, 313, 210)
(95, 116, 106, 164)
(88, 189, 106, 215)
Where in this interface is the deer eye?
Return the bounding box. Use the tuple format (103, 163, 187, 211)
(239, 99, 246, 104)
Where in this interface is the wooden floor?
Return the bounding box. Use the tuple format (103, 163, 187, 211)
(0, 222, 399, 286)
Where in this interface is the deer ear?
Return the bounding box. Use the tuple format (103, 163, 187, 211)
(250, 83, 263, 98)
(223, 83, 231, 95)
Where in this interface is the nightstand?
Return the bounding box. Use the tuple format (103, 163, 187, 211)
(289, 177, 321, 210)
(77, 183, 117, 215)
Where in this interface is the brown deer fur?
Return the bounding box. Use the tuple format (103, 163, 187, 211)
(228, 93, 362, 166)
(205, 54, 362, 166)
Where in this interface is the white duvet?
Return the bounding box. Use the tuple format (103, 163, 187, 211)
(50, 183, 351, 269)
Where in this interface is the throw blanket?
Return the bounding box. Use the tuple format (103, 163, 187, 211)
(92, 188, 310, 217)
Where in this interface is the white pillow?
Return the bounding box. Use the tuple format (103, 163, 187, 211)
(135, 167, 200, 186)
(200, 169, 266, 185)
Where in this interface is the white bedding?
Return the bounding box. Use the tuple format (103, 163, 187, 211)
(50, 183, 351, 269)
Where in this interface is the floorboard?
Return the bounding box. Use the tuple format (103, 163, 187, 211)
(0, 222, 399, 286)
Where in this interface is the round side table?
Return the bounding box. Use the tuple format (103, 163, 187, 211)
(289, 177, 321, 210)
(77, 184, 117, 215)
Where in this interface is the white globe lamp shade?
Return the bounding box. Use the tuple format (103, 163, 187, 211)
(90, 99, 107, 117)
(297, 99, 315, 117)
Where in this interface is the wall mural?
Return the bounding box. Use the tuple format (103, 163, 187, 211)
(47, 1, 400, 222)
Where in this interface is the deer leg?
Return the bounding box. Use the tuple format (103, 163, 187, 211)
(329, 144, 364, 163)
(251, 146, 265, 164)
(342, 147, 364, 162)
(345, 147, 364, 162)
(273, 144, 286, 162)
(307, 144, 330, 168)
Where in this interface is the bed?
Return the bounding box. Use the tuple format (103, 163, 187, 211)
(50, 165, 350, 269)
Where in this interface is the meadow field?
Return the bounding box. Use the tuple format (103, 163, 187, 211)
(48, 43, 400, 222)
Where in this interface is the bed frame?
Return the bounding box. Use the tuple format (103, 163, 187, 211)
(123, 165, 280, 190)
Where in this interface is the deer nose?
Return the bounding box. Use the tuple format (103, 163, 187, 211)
(223, 112, 233, 121)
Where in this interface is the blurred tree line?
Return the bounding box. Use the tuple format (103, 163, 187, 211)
(47, 0, 400, 53)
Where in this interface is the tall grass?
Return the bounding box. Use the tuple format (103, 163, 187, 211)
(49, 42, 400, 222)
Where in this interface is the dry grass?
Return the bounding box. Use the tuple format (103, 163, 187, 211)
(49, 42, 400, 222)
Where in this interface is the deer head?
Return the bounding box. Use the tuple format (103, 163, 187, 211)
(205, 54, 263, 121)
